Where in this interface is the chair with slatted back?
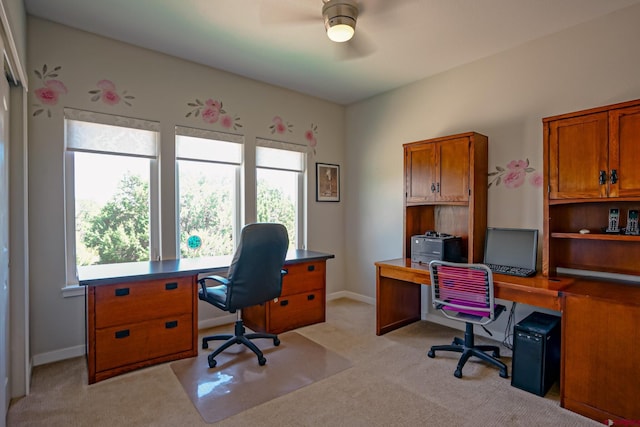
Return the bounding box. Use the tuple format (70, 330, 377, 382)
(427, 260, 508, 379)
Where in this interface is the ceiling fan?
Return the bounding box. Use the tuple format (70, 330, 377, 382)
(259, 0, 409, 60)
(322, 0, 359, 43)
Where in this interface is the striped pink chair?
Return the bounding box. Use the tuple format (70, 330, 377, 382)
(427, 260, 508, 379)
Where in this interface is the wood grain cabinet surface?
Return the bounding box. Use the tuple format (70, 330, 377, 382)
(242, 260, 327, 334)
(403, 132, 488, 264)
(87, 276, 198, 384)
(561, 282, 640, 422)
(543, 99, 640, 277)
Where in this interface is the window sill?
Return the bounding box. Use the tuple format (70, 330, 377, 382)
(61, 285, 86, 298)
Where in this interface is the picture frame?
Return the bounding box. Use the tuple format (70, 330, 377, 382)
(316, 162, 340, 202)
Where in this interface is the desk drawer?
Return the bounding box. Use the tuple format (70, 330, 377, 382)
(95, 313, 193, 372)
(281, 261, 325, 296)
(269, 290, 325, 333)
(95, 277, 193, 328)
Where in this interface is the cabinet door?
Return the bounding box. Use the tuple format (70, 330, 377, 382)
(609, 104, 640, 198)
(562, 294, 640, 420)
(437, 137, 469, 202)
(405, 143, 436, 203)
(548, 112, 608, 199)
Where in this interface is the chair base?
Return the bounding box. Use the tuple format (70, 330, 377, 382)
(427, 322, 508, 379)
(202, 320, 280, 368)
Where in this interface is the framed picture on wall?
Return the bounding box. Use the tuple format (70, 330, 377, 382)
(316, 162, 340, 202)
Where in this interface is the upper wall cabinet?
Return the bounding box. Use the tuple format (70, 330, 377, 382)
(405, 136, 470, 204)
(542, 99, 640, 277)
(546, 101, 640, 200)
(402, 132, 488, 263)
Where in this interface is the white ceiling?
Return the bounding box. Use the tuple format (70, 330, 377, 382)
(24, 0, 640, 105)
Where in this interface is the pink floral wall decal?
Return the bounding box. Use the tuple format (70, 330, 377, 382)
(305, 123, 318, 156)
(185, 98, 242, 130)
(270, 116, 293, 134)
(488, 159, 541, 189)
(33, 64, 67, 117)
(89, 79, 135, 106)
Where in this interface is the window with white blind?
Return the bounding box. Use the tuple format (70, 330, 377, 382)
(176, 126, 243, 258)
(64, 109, 160, 284)
(256, 138, 306, 249)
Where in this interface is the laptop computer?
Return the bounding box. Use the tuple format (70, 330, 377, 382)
(483, 227, 538, 277)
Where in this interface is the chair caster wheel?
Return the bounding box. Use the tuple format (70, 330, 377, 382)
(258, 357, 267, 366)
(274, 338, 280, 346)
(202, 341, 209, 349)
(208, 356, 217, 368)
(427, 350, 435, 358)
(454, 369, 462, 378)
(493, 351, 500, 358)
(500, 370, 509, 379)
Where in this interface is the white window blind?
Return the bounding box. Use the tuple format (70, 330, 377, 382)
(256, 138, 306, 172)
(65, 108, 159, 158)
(176, 126, 243, 164)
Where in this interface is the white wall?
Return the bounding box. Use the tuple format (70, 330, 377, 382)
(345, 4, 640, 331)
(27, 17, 346, 364)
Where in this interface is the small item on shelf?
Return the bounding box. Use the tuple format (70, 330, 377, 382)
(579, 229, 590, 234)
(625, 209, 639, 235)
(605, 208, 620, 233)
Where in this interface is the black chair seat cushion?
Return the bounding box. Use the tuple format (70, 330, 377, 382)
(198, 282, 229, 311)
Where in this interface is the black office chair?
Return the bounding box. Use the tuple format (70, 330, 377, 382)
(198, 223, 289, 368)
(427, 260, 508, 379)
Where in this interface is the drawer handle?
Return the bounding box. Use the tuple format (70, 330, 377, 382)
(115, 288, 130, 297)
(115, 329, 130, 339)
(165, 320, 178, 329)
(280, 300, 289, 307)
(165, 282, 178, 290)
(307, 265, 315, 272)
(307, 294, 315, 301)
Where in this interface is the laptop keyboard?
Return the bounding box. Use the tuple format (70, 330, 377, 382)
(486, 263, 536, 277)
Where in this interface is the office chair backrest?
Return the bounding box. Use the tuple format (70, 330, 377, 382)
(226, 223, 289, 310)
(428, 260, 497, 326)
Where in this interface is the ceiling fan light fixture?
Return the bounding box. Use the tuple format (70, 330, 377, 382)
(323, 0, 358, 43)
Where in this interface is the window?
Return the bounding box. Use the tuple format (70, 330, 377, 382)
(176, 127, 243, 258)
(64, 109, 160, 283)
(256, 138, 306, 249)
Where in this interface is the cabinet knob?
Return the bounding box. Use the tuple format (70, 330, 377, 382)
(599, 170, 607, 185)
(610, 169, 618, 184)
(431, 183, 436, 193)
(115, 329, 130, 339)
(115, 288, 130, 297)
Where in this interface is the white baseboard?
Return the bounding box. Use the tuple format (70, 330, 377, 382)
(30, 292, 381, 366)
(32, 344, 86, 367)
(327, 290, 375, 305)
(198, 313, 237, 330)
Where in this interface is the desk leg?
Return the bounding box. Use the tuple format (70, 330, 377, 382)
(376, 268, 421, 335)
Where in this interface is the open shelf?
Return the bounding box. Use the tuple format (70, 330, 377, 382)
(551, 232, 640, 241)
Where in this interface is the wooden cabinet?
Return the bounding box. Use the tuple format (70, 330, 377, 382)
(561, 281, 640, 422)
(87, 276, 198, 384)
(405, 136, 470, 203)
(403, 132, 488, 263)
(547, 102, 640, 200)
(242, 260, 327, 334)
(543, 99, 640, 276)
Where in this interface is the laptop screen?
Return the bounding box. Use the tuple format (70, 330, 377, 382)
(483, 227, 538, 270)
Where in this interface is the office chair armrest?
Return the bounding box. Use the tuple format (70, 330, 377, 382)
(198, 275, 230, 294)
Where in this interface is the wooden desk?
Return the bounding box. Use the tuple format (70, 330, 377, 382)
(375, 258, 573, 335)
(79, 250, 334, 384)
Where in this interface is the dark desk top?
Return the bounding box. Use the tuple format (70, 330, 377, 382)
(78, 249, 334, 286)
